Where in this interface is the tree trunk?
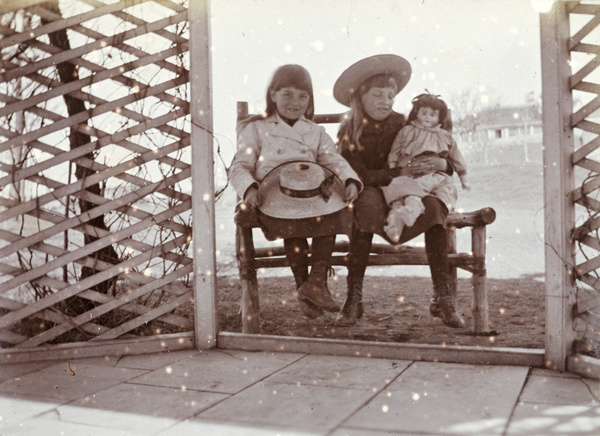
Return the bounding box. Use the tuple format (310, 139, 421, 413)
(40, 1, 119, 305)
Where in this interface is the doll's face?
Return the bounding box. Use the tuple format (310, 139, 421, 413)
(270, 86, 310, 120)
(361, 86, 396, 121)
(416, 106, 440, 128)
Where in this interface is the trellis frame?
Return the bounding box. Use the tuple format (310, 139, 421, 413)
(189, 0, 217, 349)
(540, 1, 600, 377)
(0, 0, 209, 361)
(540, 1, 578, 373)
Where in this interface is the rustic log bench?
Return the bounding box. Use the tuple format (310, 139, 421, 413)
(234, 102, 496, 335)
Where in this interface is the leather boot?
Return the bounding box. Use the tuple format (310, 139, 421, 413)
(292, 271, 324, 320)
(429, 294, 442, 318)
(297, 261, 340, 312)
(287, 244, 324, 320)
(336, 276, 364, 326)
(429, 291, 465, 328)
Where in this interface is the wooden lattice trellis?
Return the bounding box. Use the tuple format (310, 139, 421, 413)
(541, 1, 600, 374)
(566, 2, 600, 358)
(0, 0, 197, 351)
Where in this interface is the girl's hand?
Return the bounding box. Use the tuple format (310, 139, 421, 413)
(460, 175, 472, 191)
(401, 155, 447, 177)
(244, 186, 262, 207)
(344, 182, 359, 202)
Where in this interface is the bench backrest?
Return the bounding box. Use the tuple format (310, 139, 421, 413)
(237, 101, 346, 126)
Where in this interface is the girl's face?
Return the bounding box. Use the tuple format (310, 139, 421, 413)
(270, 86, 310, 120)
(361, 86, 396, 121)
(416, 106, 440, 128)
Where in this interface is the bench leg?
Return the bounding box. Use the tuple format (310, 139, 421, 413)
(241, 275, 260, 334)
(471, 226, 490, 334)
(236, 225, 261, 333)
(447, 226, 458, 302)
(472, 269, 490, 334)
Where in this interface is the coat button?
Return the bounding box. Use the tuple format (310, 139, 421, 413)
(299, 146, 308, 154)
(277, 148, 283, 154)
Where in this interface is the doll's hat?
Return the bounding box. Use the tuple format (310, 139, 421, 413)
(333, 54, 412, 107)
(258, 161, 348, 219)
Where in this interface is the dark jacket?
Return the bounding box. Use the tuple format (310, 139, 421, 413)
(339, 111, 453, 188)
(339, 111, 406, 188)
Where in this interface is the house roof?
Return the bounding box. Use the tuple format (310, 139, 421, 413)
(475, 105, 542, 128)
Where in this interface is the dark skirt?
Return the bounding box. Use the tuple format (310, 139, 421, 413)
(235, 202, 354, 241)
(353, 187, 448, 244)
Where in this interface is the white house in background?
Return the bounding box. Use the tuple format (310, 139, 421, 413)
(457, 105, 543, 145)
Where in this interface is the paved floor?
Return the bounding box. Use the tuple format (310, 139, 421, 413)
(0, 348, 599, 435)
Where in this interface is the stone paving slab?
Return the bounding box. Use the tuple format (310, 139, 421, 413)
(196, 380, 376, 433)
(68, 355, 121, 367)
(506, 403, 600, 435)
(330, 428, 425, 436)
(157, 419, 318, 435)
(583, 378, 600, 402)
(128, 349, 304, 394)
(520, 373, 599, 406)
(0, 360, 62, 383)
(0, 397, 59, 434)
(116, 349, 201, 370)
(266, 354, 411, 390)
(56, 383, 229, 433)
(0, 361, 146, 402)
(531, 367, 581, 378)
(342, 361, 529, 435)
(2, 414, 146, 436)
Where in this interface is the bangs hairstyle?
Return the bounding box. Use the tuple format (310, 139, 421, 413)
(264, 64, 315, 120)
(407, 93, 449, 128)
(358, 73, 399, 96)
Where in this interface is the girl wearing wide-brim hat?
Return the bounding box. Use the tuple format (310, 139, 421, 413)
(229, 64, 363, 319)
(333, 54, 465, 328)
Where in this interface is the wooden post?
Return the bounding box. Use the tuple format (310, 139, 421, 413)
(237, 225, 261, 333)
(447, 226, 458, 302)
(471, 226, 489, 334)
(235, 102, 261, 333)
(189, 0, 218, 349)
(540, 2, 577, 371)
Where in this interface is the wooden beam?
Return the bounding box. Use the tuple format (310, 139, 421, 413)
(568, 353, 600, 380)
(540, 2, 577, 372)
(0, 332, 195, 363)
(189, 0, 218, 349)
(218, 332, 545, 368)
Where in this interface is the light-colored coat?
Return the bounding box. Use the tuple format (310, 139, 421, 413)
(229, 113, 361, 199)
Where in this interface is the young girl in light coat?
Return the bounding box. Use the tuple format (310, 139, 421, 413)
(229, 64, 362, 319)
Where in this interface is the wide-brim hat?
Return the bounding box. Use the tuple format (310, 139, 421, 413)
(258, 161, 348, 220)
(333, 54, 412, 107)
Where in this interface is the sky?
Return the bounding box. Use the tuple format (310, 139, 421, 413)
(209, 0, 544, 176)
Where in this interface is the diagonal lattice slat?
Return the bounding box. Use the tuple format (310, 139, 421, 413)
(566, 2, 600, 355)
(0, 0, 194, 347)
